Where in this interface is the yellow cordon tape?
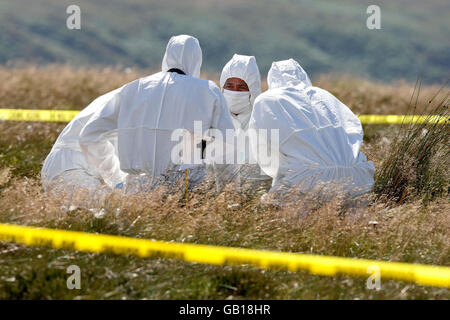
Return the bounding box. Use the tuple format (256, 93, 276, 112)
(0, 108, 448, 124)
(358, 114, 448, 125)
(0, 223, 449, 288)
(0, 109, 79, 122)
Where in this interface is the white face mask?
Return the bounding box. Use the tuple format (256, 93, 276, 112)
(223, 89, 252, 115)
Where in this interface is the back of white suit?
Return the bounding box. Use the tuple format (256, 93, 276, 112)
(249, 59, 375, 196)
(79, 35, 234, 188)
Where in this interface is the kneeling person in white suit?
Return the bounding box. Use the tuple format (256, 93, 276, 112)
(41, 90, 122, 204)
(79, 35, 234, 192)
(249, 59, 375, 197)
(218, 54, 270, 188)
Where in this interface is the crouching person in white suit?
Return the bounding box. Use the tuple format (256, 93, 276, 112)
(41, 90, 122, 207)
(217, 54, 271, 189)
(249, 59, 375, 199)
(79, 35, 235, 193)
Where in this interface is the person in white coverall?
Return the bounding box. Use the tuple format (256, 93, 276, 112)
(249, 59, 375, 197)
(41, 89, 121, 205)
(220, 54, 261, 131)
(218, 54, 270, 188)
(79, 35, 235, 193)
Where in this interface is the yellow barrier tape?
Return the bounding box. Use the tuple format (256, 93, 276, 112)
(0, 109, 79, 122)
(358, 114, 448, 125)
(0, 109, 448, 124)
(0, 223, 449, 288)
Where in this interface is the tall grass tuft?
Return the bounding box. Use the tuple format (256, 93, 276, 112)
(374, 79, 449, 203)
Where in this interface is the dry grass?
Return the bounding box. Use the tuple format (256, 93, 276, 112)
(0, 64, 442, 114)
(0, 65, 146, 110)
(0, 176, 449, 299)
(0, 65, 449, 299)
(374, 82, 449, 202)
(315, 74, 445, 115)
(1, 178, 449, 263)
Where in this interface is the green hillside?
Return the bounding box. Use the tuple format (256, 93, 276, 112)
(0, 0, 449, 83)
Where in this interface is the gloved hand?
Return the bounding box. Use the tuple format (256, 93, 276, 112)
(115, 182, 124, 189)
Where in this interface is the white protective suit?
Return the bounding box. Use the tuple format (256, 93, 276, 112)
(220, 54, 262, 130)
(41, 90, 120, 194)
(249, 59, 375, 196)
(79, 35, 235, 191)
(217, 54, 271, 188)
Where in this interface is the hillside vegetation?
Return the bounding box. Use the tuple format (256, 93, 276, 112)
(0, 0, 449, 83)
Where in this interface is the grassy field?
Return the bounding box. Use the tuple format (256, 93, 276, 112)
(0, 66, 448, 299)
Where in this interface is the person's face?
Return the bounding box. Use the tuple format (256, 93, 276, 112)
(223, 77, 249, 92)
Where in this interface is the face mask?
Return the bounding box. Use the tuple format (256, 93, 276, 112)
(223, 89, 252, 115)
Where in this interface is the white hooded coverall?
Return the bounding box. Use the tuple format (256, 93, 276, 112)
(218, 54, 270, 187)
(220, 54, 262, 131)
(249, 59, 375, 196)
(41, 89, 120, 195)
(79, 35, 235, 190)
